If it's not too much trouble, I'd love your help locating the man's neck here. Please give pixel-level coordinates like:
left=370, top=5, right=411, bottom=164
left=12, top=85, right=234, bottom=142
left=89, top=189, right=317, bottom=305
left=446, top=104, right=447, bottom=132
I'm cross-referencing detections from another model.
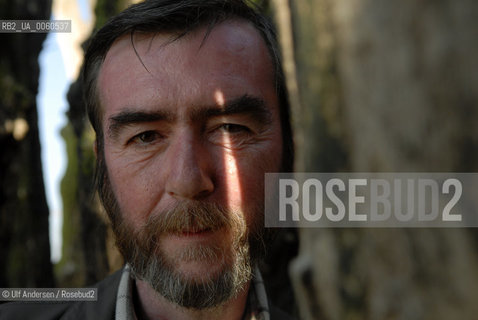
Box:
left=134, top=279, right=250, bottom=320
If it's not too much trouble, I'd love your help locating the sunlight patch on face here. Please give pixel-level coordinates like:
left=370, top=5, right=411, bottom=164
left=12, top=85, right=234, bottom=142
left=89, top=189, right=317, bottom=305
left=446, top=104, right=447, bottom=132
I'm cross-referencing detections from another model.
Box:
left=214, top=88, right=243, bottom=210
left=214, top=89, right=226, bottom=107
left=222, top=134, right=243, bottom=209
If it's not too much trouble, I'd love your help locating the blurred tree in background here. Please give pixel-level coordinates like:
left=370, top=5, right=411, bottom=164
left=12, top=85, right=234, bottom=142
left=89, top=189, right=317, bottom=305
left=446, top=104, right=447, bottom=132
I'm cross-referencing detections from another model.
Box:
left=271, top=0, right=478, bottom=319
left=0, top=0, right=54, bottom=288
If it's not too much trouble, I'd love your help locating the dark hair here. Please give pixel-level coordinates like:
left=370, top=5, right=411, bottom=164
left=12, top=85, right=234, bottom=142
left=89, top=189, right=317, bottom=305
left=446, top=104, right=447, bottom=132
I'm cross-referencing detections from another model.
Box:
left=83, top=0, right=293, bottom=171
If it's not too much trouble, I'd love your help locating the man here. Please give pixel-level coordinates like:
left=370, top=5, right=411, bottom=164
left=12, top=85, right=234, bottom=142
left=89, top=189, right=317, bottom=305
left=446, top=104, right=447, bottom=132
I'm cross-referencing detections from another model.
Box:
left=0, top=0, right=294, bottom=319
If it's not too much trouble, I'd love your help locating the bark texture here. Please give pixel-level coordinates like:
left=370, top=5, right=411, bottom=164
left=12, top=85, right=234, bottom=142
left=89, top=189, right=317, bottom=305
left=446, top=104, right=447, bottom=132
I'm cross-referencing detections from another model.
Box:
left=0, top=0, right=54, bottom=287
left=271, top=0, right=478, bottom=319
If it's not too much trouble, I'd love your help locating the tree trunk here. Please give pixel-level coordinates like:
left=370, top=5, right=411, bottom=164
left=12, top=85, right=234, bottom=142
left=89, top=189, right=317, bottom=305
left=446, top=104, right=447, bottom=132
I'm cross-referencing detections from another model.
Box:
left=272, top=0, right=478, bottom=319
left=0, top=0, right=54, bottom=288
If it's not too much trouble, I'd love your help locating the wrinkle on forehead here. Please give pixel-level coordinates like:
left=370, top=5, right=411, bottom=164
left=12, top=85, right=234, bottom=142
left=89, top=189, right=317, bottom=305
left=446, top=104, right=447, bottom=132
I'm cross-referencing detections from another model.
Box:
left=97, top=19, right=276, bottom=126
left=102, top=19, right=271, bottom=77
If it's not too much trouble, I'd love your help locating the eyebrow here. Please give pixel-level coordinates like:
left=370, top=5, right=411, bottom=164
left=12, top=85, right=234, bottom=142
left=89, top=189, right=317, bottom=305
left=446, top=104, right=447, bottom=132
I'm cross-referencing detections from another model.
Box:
left=192, top=95, right=272, bottom=125
left=107, top=94, right=273, bottom=139
left=108, top=110, right=174, bottom=140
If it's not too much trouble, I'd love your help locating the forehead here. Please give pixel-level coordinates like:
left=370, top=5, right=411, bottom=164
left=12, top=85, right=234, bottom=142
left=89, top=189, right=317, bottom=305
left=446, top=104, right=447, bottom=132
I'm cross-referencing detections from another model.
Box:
left=97, top=19, right=276, bottom=118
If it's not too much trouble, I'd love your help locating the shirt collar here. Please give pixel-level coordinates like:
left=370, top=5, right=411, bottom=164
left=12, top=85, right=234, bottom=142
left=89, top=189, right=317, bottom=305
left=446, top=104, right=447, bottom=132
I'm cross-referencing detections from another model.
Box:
left=115, top=264, right=270, bottom=320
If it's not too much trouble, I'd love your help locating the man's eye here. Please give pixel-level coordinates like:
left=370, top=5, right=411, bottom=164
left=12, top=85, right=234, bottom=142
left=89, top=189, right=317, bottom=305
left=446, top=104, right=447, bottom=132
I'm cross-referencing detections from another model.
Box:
left=130, top=131, right=161, bottom=144
left=220, top=123, right=251, bottom=134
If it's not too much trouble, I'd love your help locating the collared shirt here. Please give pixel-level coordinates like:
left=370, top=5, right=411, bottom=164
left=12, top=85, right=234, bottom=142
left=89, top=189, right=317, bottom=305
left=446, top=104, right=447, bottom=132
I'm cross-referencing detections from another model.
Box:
left=115, top=265, right=270, bottom=320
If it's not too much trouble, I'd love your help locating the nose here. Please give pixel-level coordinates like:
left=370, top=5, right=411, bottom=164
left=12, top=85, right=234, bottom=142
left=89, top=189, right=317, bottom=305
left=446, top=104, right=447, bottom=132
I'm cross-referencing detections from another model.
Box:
left=164, top=129, right=214, bottom=200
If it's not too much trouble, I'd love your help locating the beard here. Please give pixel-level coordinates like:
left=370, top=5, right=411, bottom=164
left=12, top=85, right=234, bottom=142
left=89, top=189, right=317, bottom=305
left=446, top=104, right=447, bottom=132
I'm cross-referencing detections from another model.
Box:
left=96, top=152, right=268, bottom=309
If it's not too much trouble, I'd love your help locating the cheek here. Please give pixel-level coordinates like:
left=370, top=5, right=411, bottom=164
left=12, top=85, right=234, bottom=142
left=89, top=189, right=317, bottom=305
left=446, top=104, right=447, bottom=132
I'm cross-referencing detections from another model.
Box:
left=221, top=154, right=242, bottom=206
left=222, top=140, right=282, bottom=222
left=105, top=151, right=161, bottom=226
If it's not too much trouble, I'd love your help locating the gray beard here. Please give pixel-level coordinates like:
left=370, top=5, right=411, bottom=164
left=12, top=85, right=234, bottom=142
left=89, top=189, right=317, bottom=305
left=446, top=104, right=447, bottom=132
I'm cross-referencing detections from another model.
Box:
left=100, top=179, right=258, bottom=308
left=118, top=202, right=253, bottom=309
left=133, top=238, right=252, bottom=309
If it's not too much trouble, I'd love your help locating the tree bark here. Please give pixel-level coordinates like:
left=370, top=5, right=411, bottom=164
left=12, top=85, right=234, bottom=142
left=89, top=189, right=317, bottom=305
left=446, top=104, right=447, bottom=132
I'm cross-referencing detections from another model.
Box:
left=0, top=0, right=54, bottom=288
left=272, top=0, right=478, bottom=319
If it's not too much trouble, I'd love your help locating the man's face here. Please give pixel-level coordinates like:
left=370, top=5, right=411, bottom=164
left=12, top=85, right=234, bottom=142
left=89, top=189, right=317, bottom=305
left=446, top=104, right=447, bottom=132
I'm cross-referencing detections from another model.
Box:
left=97, top=20, right=283, bottom=308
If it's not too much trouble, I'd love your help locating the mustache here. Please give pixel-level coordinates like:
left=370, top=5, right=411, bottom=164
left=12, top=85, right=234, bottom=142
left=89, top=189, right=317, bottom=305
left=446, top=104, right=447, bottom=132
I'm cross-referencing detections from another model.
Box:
left=135, top=201, right=247, bottom=247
